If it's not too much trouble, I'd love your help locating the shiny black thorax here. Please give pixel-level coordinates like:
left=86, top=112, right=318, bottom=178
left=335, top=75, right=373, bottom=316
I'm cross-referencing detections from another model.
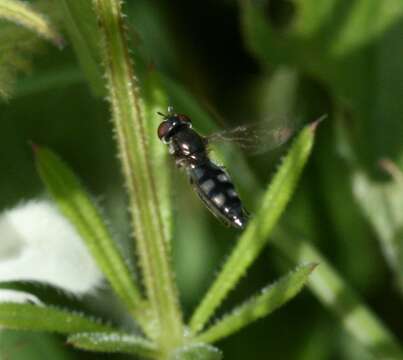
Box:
left=169, top=127, right=208, bottom=168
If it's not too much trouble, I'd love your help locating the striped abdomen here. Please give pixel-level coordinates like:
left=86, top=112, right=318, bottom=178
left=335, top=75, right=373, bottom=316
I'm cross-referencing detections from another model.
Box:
left=189, top=161, right=248, bottom=229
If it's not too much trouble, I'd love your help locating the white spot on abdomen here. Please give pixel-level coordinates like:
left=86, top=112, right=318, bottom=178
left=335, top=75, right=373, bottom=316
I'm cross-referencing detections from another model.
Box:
left=212, top=193, right=226, bottom=207
left=193, top=167, right=205, bottom=179
left=227, top=188, right=238, bottom=198
left=217, top=173, right=229, bottom=182
left=200, top=179, right=215, bottom=193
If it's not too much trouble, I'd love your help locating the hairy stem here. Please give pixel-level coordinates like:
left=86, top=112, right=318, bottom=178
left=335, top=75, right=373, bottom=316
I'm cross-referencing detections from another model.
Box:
left=92, top=0, right=183, bottom=352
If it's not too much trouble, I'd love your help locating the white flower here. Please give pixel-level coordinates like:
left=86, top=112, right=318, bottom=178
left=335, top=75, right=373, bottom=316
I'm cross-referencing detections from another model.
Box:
left=0, top=199, right=104, bottom=297
left=0, top=289, right=42, bottom=305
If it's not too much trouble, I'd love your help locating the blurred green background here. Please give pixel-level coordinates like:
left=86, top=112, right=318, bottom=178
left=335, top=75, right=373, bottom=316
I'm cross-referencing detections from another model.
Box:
left=1, top=0, right=403, bottom=359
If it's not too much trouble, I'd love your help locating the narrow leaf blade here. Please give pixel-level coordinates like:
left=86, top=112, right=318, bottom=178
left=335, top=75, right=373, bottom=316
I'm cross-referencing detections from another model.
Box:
left=170, top=343, right=222, bottom=360
left=68, top=332, right=157, bottom=358
left=141, top=70, right=174, bottom=250
left=189, top=120, right=320, bottom=333
left=196, top=263, right=315, bottom=343
left=34, top=147, right=147, bottom=323
left=272, top=230, right=403, bottom=360
left=0, top=0, right=62, bottom=46
left=0, top=303, right=111, bottom=334
left=57, top=0, right=104, bottom=95
left=353, top=167, right=403, bottom=291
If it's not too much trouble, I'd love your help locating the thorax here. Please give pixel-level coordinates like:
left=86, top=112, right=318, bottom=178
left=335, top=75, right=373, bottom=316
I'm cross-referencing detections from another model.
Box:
left=169, top=128, right=207, bottom=166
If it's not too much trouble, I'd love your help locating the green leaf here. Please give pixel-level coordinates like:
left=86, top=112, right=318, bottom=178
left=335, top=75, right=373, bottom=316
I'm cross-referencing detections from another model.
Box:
left=68, top=332, right=157, bottom=358
left=0, top=331, right=73, bottom=360
left=56, top=0, right=104, bottom=96
left=34, top=146, right=148, bottom=326
left=272, top=230, right=403, bottom=360
left=92, top=0, right=183, bottom=346
left=0, top=303, right=111, bottom=333
left=0, top=3, right=60, bottom=99
left=170, top=343, right=222, bottom=360
left=14, top=65, right=84, bottom=98
left=240, top=0, right=403, bottom=168
left=310, top=114, right=377, bottom=289
left=189, top=120, right=321, bottom=333
left=334, top=115, right=403, bottom=292
left=141, top=70, right=174, bottom=250
left=196, top=263, right=315, bottom=344
left=240, top=0, right=403, bottom=84
left=352, top=163, right=403, bottom=291
left=0, top=0, right=62, bottom=46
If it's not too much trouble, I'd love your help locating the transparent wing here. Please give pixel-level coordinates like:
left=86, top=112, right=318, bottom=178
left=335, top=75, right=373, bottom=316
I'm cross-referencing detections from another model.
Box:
left=205, top=121, right=297, bottom=155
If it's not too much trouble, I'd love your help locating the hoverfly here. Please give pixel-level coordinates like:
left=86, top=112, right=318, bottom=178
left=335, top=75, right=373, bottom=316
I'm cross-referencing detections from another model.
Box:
left=157, top=106, right=294, bottom=230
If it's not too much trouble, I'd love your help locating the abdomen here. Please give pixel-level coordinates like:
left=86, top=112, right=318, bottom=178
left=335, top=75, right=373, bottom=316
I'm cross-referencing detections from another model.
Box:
left=189, top=161, right=248, bottom=229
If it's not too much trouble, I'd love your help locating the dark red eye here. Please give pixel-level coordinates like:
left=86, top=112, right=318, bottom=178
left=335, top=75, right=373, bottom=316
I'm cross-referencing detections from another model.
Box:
left=178, top=114, right=192, bottom=123
left=158, top=121, right=171, bottom=140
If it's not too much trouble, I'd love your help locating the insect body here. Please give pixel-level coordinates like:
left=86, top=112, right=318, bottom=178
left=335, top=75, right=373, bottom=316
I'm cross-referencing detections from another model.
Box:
left=157, top=107, right=248, bottom=229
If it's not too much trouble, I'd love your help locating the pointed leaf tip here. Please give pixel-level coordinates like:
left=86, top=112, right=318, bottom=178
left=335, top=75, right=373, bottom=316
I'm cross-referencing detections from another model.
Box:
left=190, top=122, right=317, bottom=333
left=378, top=158, right=403, bottom=182
left=308, top=262, right=319, bottom=272
left=309, top=114, right=327, bottom=132
left=195, top=263, right=314, bottom=344
left=35, top=147, right=148, bottom=329
left=311, top=263, right=320, bottom=273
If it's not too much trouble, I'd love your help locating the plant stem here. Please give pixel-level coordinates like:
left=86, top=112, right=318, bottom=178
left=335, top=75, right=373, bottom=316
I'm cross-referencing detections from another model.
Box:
left=92, top=0, right=183, bottom=352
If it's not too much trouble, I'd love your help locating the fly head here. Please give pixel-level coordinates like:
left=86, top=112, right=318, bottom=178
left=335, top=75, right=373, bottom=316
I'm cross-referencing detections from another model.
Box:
left=157, top=107, right=192, bottom=144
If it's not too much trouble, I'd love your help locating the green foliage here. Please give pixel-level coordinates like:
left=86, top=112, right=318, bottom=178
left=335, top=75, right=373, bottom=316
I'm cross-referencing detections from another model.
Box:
left=241, top=0, right=403, bottom=169
left=92, top=0, right=183, bottom=351
left=1, top=0, right=403, bottom=359
left=240, top=0, right=403, bottom=267
left=5, top=118, right=314, bottom=358
left=0, top=0, right=61, bottom=45
left=0, top=303, right=111, bottom=333
left=0, top=0, right=60, bottom=99
left=170, top=344, right=222, bottom=360
left=272, top=230, right=403, bottom=359
left=68, top=332, right=157, bottom=357
left=196, top=263, right=316, bottom=343
left=353, top=162, right=403, bottom=292
left=189, top=120, right=319, bottom=334
left=141, top=71, right=174, bottom=250
left=0, top=332, right=73, bottom=360
left=0, top=24, right=41, bottom=99
left=56, top=0, right=104, bottom=96
left=34, top=146, right=147, bottom=325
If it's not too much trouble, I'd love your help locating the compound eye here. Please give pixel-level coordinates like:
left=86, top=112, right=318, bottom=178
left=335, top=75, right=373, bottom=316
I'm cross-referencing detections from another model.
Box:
left=178, top=114, right=192, bottom=124
left=157, top=121, right=171, bottom=141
